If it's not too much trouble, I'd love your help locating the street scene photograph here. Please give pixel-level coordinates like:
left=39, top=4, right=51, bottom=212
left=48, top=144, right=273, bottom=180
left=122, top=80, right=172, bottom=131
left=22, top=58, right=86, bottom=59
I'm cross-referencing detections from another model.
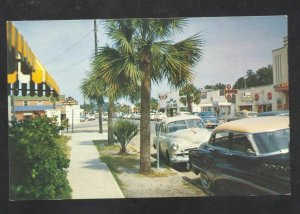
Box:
left=7, top=16, right=289, bottom=200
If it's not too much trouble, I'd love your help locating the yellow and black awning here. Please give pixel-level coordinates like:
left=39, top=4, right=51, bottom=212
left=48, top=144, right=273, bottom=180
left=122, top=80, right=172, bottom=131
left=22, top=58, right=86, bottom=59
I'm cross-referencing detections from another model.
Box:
left=7, top=21, right=60, bottom=97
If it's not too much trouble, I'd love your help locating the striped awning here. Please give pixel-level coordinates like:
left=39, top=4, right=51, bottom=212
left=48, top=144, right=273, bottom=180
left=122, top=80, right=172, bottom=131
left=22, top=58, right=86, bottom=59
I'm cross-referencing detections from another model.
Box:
left=6, top=21, right=60, bottom=96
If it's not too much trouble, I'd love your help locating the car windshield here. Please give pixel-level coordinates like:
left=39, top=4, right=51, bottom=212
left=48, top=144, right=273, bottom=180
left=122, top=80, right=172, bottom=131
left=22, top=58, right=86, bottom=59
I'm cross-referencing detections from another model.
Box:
left=252, top=128, right=289, bottom=154
left=168, top=119, right=205, bottom=133
left=200, top=112, right=216, bottom=117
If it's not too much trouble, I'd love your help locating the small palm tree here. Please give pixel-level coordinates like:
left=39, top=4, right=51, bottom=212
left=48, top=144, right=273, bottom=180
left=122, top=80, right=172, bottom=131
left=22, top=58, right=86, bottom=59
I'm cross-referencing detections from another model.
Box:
left=93, top=18, right=203, bottom=173
left=113, top=119, right=138, bottom=154
left=49, top=94, right=59, bottom=109
left=179, top=84, right=201, bottom=113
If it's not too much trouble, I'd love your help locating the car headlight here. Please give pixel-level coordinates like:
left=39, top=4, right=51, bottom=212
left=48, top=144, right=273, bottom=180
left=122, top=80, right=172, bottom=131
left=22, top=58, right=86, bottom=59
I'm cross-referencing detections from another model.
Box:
left=172, top=143, right=179, bottom=151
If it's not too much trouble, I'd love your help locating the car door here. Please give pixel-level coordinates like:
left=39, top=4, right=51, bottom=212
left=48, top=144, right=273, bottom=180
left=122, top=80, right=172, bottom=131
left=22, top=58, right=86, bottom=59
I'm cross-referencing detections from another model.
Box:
left=205, top=131, right=232, bottom=175
left=224, top=132, right=262, bottom=190
left=158, top=122, right=167, bottom=156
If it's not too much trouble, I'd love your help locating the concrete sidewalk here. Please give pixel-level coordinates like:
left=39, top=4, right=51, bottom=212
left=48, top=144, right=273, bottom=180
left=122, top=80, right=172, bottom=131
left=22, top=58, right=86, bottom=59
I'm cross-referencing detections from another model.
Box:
left=66, top=130, right=124, bottom=199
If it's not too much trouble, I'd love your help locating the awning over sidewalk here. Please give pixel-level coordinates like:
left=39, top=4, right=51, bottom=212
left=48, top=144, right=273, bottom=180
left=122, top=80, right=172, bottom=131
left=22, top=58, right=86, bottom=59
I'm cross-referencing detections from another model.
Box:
left=6, top=21, right=60, bottom=96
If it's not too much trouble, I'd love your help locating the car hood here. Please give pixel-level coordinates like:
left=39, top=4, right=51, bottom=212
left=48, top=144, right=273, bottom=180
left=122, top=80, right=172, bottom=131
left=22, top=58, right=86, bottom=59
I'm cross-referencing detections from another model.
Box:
left=167, top=128, right=211, bottom=149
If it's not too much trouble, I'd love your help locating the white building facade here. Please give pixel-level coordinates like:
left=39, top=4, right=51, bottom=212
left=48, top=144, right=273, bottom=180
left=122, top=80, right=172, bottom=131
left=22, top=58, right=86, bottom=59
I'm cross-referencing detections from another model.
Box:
left=272, top=36, right=289, bottom=110
left=194, top=89, right=234, bottom=119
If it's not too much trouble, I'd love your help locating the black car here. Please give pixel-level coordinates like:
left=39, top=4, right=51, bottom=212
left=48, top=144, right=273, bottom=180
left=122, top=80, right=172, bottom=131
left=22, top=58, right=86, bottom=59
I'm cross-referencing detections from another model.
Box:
left=188, top=116, right=290, bottom=195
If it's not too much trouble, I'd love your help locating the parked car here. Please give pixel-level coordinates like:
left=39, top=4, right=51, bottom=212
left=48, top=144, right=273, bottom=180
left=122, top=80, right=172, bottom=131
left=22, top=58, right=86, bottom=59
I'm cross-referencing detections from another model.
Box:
left=226, top=110, right=258, bottom=122
left=102, top=114, right=108, bottom=121
left=152, top=115, right=211, bottom=168
left=194, top=111, right=219, bottom=128
left=150, top=113, right=157, bottom=121
left=188, top=116, right=290, bottom=195
left=87, top=114, right=96, bottom=121
left=156, top=113, right=167, bottom=121
left=258, top=110, right=289, bottom=117
left=178, top=111, right=191, bottom=116
left=80, top=115, right=86, bottom=122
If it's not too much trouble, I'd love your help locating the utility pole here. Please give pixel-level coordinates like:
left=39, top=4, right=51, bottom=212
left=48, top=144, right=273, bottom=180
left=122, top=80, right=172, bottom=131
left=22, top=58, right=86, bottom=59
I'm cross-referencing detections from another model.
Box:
left=94, top=19, right=103, bottom=133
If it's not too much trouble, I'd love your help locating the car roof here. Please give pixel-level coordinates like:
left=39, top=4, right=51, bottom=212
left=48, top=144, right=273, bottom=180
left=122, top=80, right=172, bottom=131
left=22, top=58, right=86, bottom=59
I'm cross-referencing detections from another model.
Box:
left=162, top=115, right=201, bottom=124
left=214, top=116, right=289, bottom=133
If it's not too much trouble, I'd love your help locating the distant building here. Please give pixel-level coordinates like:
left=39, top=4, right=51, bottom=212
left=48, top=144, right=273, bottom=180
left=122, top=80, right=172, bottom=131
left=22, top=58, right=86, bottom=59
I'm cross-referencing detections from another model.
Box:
left=11, top=95, right=65, bottom=121
left=158, top=90, right=188, bottom=116
left=194, top=89, right=234, bottom=119
left=272, top=36, right=289, bottom=110
left=235, top=85, right=283, bottom=113
left=10, top=95, right=83, bottom=124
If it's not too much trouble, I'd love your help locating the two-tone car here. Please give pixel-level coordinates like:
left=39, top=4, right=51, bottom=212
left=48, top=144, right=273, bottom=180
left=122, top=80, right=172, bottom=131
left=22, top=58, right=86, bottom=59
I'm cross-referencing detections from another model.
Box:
left=188, top=116, right=290, bottom=195
left=152, top=115, right=211, bottom=168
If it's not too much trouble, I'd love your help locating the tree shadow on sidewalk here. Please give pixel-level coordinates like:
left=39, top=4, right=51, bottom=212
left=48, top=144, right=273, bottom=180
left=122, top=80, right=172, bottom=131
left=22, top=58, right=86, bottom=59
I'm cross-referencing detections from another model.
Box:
left=83, top=158, right=110, bottom=171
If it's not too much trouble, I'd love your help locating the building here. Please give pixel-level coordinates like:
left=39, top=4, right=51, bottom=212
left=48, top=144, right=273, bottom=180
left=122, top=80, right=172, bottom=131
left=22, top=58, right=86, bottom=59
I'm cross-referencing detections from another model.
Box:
left=235, top=84, right=283, bottom=113
left=158, top=90, right=189, bottom=116
left=194, top=89, right=234, bottom=119
left=272, top=36, right=289, bottom=110
left=11, top=95, right=66, bottom=121
left=234, top=36, right=288, bottom=113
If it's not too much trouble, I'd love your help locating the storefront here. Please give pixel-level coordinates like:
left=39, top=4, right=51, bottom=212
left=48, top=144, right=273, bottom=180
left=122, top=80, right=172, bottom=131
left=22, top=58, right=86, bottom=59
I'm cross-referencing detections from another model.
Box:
left=274, top=82, right=289, bottom=110
left=236, top=85, right=284, bottom=113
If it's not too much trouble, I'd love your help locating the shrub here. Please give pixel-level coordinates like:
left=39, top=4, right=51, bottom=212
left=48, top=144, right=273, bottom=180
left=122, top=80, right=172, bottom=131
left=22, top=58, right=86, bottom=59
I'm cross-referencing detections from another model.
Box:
left=113, top=120, right=138, bottom=154
left=9, top=115, right=72, bottom=200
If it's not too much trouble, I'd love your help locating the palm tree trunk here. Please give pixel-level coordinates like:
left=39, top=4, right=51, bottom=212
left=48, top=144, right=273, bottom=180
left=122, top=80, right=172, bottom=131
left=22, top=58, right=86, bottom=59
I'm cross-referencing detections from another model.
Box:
left=108, top=98, right=114, bottom=144
left=187, top=96, right=193, bottom=113
left=98, top=101, right=103, bottom=133
left=140, top=64, right=151, bottom=174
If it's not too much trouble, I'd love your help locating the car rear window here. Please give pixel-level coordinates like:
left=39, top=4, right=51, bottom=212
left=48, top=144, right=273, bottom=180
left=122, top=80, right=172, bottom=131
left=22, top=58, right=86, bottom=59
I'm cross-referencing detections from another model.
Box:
left=252, top=129, right=289, bottom=154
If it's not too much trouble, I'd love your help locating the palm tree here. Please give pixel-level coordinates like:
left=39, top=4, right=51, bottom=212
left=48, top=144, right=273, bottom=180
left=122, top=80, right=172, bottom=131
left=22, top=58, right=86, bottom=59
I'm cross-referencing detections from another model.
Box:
left=179, top=84, right=201, bottom=113
left=50, top=94, right=59, bottom=109
left=82, top=70, right=140, bottom=144
left=93, top=18, right=203, bottom=173
left=80, top=73, right=105, bottom=134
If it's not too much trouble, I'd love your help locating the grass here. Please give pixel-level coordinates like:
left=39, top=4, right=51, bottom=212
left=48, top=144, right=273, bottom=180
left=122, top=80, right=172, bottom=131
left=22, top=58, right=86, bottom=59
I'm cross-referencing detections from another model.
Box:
left=93, top=139, right=175, bottom=177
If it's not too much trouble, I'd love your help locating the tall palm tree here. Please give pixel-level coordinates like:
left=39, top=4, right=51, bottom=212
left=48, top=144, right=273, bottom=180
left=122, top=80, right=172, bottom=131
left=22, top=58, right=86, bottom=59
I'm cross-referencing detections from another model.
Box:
left=93, top=18, right=204, bottom=173
left=179, top=84, right=201, bottom=113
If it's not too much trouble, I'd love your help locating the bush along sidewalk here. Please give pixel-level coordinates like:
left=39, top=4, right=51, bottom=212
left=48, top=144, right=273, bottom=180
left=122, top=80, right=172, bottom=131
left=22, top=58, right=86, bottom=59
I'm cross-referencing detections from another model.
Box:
left=9, top=115, right=72, bottom=200
left=113, top=119, right=138, bottom=154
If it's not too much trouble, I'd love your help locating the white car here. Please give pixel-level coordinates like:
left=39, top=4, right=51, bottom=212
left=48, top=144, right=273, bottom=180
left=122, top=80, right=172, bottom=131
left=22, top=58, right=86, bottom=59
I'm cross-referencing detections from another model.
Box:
left=156, top=113, right=167, bottom=121
left=152, top=115, right=211, bottom=168
left=87, top=114, right=96, bottom=121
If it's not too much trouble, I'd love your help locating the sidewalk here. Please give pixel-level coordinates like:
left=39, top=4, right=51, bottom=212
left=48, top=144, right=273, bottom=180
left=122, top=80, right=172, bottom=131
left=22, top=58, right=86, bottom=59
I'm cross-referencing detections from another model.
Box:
left=66, top=126, right=124, bottom=199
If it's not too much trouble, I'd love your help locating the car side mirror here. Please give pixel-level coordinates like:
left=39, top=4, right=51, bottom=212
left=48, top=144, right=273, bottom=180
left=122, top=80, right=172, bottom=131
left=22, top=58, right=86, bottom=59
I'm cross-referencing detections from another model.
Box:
left=246, top=148, right=256, bottom=156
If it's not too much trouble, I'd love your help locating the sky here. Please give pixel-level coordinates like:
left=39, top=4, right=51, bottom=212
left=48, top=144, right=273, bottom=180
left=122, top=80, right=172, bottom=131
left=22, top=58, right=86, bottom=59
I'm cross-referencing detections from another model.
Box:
left=12, top=16, right=287, bottom=105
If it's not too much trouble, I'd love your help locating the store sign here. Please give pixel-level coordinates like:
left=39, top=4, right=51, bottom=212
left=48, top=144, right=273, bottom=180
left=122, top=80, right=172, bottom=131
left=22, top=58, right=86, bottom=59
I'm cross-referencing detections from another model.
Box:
left=241, top=94, right=253, bottom=103
left=267, top=92, right=272, bottom=100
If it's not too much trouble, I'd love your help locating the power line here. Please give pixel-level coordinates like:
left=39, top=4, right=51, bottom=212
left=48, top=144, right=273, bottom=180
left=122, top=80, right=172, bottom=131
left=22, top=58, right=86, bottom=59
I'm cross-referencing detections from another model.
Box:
left=44, top=20, right=104, bottom=66
left=56, top=55, right=91, bottom=73
left=44, top=29, right=93, bottom=65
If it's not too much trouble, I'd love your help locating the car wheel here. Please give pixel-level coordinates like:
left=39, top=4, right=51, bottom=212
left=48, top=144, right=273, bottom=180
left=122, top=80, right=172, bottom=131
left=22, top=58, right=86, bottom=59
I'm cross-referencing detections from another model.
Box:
left=200, top=171, right=211, bottom=190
